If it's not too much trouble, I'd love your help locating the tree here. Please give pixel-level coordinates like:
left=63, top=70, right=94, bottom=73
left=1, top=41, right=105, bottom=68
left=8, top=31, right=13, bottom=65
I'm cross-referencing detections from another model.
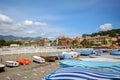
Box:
left=71, top=39, right=78, bottom=48
left=0, top=40, right=6, bottom=47
left=80, top=39, right=93, bottom=48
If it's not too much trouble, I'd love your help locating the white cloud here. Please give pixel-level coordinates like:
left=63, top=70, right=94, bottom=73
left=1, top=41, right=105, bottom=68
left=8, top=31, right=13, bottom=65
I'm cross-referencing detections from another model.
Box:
left=0, top=13, right=63, bottom=37
left=100, top=23, right=112, bottom=31
left=26, top=31, right=36, bottom=34
left=22, top=20, right=47, bottom=27
left=34, top=22, right=47, bottom=26
left=23, top=20, right=33, bottom=26
left=0, top=13, right=12, bottom=24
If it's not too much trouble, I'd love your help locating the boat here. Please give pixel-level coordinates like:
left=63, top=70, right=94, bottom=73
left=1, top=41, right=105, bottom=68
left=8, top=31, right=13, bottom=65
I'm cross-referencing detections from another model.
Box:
left=75, top=50, right=93, bottom=56
left=5, top=61, right=19, bottom=67
left=48, top=54, right=60, bottom=60
left=110, top=51, right=120, bottom=55
left=40, top=56, right=56, bottom=62
left=16, top=58, right=31, bottom=65
left=62, top=51, right=79, bottom=58
left=0, top=64, right=5, bottom=72
left=33, top=56, right=45, bottom=63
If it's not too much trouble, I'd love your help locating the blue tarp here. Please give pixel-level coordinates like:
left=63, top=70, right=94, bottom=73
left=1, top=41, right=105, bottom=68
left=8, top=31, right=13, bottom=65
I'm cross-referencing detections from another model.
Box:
left=76, top=50, right=93, bottom=56
left=64, top=54, right=73, bottom=59
left=59, top=60, right=120, bottom=70
left=43, top=67, right=120, bottom=80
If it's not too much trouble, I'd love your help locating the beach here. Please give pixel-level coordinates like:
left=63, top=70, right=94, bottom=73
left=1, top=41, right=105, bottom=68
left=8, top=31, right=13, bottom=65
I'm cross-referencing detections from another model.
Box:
left=1, top=47, right=119, bottom=80
left=0, top=52, right=61, bottom=80
left=0, top=47, right=89, bottom=80
left=0, top=47, right=71, bottom=80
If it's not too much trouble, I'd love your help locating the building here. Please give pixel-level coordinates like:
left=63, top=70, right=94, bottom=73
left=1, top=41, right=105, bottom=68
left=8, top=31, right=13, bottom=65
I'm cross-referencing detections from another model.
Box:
left=10, top=44, right=20, bottom=47
left=58, top=36, right=72, bottom=48
left=85, top=35, right=118, bottom=48
left=39, top=38, right=51, bottom=47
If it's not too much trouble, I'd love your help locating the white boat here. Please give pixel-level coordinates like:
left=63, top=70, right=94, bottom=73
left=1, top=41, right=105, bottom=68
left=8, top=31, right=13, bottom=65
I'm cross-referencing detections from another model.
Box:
left=0, top=64, right=5, bottom=71
left=62, top=51, right=79, bottom=58
left=5, top=61, right=19, bottom=67
left=33, top=56, right=45, bottom=63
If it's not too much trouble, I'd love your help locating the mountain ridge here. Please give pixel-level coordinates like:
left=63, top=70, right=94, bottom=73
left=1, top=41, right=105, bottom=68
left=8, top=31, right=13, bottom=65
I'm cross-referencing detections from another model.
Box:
left=0, top=35, right=42, bottom=40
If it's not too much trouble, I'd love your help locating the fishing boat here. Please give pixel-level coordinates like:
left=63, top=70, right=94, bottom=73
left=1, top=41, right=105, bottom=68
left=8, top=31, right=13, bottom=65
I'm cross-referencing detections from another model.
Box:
left=33, top=56, right=45, bottom=63
left=110, top=51, right=120, bottom=55
left=40, top=56, right=56, bottom=62
left=5, top=61, right=19, bottom=67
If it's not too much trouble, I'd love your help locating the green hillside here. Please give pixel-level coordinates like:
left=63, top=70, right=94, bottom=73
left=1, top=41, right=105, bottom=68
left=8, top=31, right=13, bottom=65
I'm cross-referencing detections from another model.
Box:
left=83, top=29, right=120, bottom=37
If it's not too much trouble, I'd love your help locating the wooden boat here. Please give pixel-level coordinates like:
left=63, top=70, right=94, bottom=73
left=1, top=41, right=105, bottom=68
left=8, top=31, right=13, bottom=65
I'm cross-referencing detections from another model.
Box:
left=40, top=56, right=56, bottom=62
left=0, top=64, right=5, bottom=72
left=16, top=58, right=31, bottom=65
left=49, top=54, right=63, bottom=60
left=5, top=61, right=19, bottom=67
left=33, top=56, right=45, bottom=63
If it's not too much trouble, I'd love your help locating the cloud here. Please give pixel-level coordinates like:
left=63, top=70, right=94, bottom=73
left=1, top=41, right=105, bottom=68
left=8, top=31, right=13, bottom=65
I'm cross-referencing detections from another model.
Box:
left=0, top=13, right=12, bottom=24
left=22, top=20, right=47, bottom=26
left=0, top=13, right=63, bottom=37
left=34, top=22, right=47, bottom=26
left=26, top=30, right=36, bottom=34
left=23, top=20, right=33, bottom=26
left=99, top=23, right=112, bottom=31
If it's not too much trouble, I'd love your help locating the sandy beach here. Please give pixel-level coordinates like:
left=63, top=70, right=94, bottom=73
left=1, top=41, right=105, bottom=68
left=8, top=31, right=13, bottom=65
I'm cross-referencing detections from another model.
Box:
left=0, top=51, right=62, bottom=80
left=0, top=47, right=89, bottom=80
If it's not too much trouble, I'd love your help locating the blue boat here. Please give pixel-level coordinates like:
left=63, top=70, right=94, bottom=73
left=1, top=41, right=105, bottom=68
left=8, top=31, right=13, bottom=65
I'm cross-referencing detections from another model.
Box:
left=110, top=51, right=120, bottom=56
left=43, top=67, right=120, bottom=80
left=75, top=50, right=93, bottom=56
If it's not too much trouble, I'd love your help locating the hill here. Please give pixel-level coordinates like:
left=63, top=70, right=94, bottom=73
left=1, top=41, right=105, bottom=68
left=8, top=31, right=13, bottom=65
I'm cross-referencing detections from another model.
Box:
left=0, top=35, right=42, bottom=40
left=82, top=29, right=120, bottom=37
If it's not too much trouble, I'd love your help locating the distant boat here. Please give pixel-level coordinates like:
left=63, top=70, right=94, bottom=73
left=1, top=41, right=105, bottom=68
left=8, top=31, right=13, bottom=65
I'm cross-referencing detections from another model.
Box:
left=110, top=51, right=120, bottom=55
left=75, top=50, right=93, bottom=56
left=110, top=49, right=120, bottom=55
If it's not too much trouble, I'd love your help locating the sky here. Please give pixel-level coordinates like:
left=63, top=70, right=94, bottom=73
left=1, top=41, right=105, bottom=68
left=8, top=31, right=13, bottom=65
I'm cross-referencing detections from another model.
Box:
left=0, top=0, right=120, bottom=39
